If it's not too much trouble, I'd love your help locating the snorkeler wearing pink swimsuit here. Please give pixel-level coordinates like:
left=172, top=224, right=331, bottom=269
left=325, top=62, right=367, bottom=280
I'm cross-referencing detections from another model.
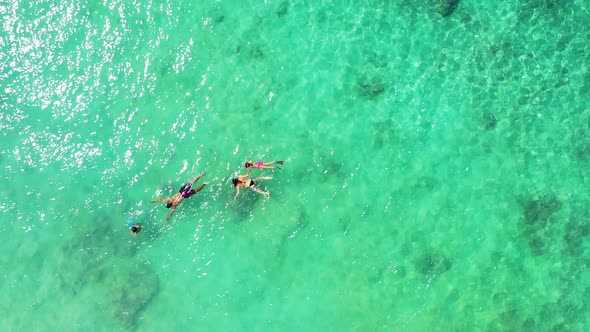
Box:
left=244, top=160, right=283, bottom=172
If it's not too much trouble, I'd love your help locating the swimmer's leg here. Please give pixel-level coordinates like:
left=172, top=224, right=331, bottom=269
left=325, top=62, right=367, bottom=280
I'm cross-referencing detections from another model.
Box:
left=250, top=186, right=270, bottom=197
left=252, top=176, right=273, bottom=182
left=189, top=172, right=207, bottom=186
left=261, top=162, right=280, bottom=170
left=194, top=182, right=209, bottom=193
left=264, top=161, right=283, bottom=169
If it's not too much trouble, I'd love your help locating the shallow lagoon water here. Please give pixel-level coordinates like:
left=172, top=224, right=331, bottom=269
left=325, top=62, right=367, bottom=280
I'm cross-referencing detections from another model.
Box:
left=1, top=0, right=590, bottom=330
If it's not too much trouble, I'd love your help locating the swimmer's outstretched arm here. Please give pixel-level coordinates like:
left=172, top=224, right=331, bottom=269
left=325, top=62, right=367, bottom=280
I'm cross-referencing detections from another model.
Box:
left=165, top=207, right=176, bottom=223
left=234, top=186, right=240, bottom=200
left=152, top=198, right=170, bottom=203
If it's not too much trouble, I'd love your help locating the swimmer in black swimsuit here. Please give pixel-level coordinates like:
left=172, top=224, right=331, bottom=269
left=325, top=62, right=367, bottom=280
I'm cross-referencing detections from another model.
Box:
left=152, top=172, right=209, bottom=223
left=232, top=174, right=273, bottom=200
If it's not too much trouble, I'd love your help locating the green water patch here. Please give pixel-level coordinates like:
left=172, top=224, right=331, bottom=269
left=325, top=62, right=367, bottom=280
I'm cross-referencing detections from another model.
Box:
left=435, top=0, right=461, bottom=17
left=54, top=211, right=160, bottom=329
left=414, top=251, right=453, bottom=280
left=563, top=218, right=590, bottom=258
left=3, top=0, right=590, bottom=330
left=356, top=69, right=386, bottom=100
left=523, top=194, right=563, bottom=229
left=518, top=193, right=563, bottom=256
left=480, top=112, right=498, bottom=131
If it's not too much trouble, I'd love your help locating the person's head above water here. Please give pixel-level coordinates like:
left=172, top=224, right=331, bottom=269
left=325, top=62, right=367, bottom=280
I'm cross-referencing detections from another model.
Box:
left=130, top=224, right=142, bottom=236
left=232, top=178, right=240, bottom=187
left=244, top=162, right=254, bottom=169
left=166, top=202, right=173, bottom=208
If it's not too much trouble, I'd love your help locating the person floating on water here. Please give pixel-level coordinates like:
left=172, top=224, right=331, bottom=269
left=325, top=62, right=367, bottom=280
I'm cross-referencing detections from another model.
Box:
left=128, top=219, right=142, bottom=236
left=152, top=172, right=209, bottom=223
left=232, top=173, right=273, bottom=200
left=244, top=160, right=283, bottom=172
left=130, top=224, right=142, bottom=236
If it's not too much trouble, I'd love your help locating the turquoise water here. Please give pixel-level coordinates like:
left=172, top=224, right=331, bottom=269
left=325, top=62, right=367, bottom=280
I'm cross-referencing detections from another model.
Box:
left=2, top=0, right=590, bottom=330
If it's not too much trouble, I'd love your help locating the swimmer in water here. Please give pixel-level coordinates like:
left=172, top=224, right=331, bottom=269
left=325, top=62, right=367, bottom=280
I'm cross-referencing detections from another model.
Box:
left=232, top=173, right=273, bottom=200
left=130, top=224, right=142, bottom=236
left=127, top=219, right=142, bottom=236
left=244, top=160, right=283, bottom=172
left=151, top=172, right=209, bottom=223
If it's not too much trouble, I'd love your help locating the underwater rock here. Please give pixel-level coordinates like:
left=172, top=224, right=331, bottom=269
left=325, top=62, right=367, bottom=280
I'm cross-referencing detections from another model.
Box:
left=103, top=265, right=160, bottom=328
left=571, top=128, right=590, bottom=162
left=527, top=234, right=547, bottom=256
left=535, top=0, right=564, bottom=11
left=415, top=252, right=452, bottom=278
left=250, top=45, right=265, bottom=59
left=523, top=194, right=562, bottom=227
left=207, top=6, right=225, bottom=24
left=540, top=302, right=561, bottom=321
left=557, top=296, right=582, bottom=321
left=539, top=301, right=576, bottom=331
left=491, top=309, right=536, bottom=331
left=372, top=117, right=401, bottom=150
left=281, top=211, right=308, bottom=242
left=276, top=1, right=289, bottom=17
left=563, top=220, right=590, bottom=256
left=356, top=73, right=385, bottom=99
left=367, top=51, right=388, bottom=69
left=518, top=194, right=565, bottom=255
left=315, top=156, right=345, bottom=183
left=275, top=210, right=309, bottom=260
left=86, top=211, right=139, bottom=258
left=521, top=318, right=537, bottom=331
left=231, top=201, right=257, bottom=221
left=59, top=227, right=120, bottom=283
left=573, top=139, right=590, bottom=162
left=498, top=309, right=522, bottom=328
left=236, top=43, right=265, bottom=60
left=436, top=0, right=461, bottom=17
left=54, top=212, right=157, bottom=327
left=482, top=112, right=498, bottom=130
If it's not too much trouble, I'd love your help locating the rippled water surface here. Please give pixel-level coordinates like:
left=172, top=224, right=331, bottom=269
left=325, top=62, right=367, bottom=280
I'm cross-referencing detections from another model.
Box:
left=2, top=0, right=590, bottom=330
